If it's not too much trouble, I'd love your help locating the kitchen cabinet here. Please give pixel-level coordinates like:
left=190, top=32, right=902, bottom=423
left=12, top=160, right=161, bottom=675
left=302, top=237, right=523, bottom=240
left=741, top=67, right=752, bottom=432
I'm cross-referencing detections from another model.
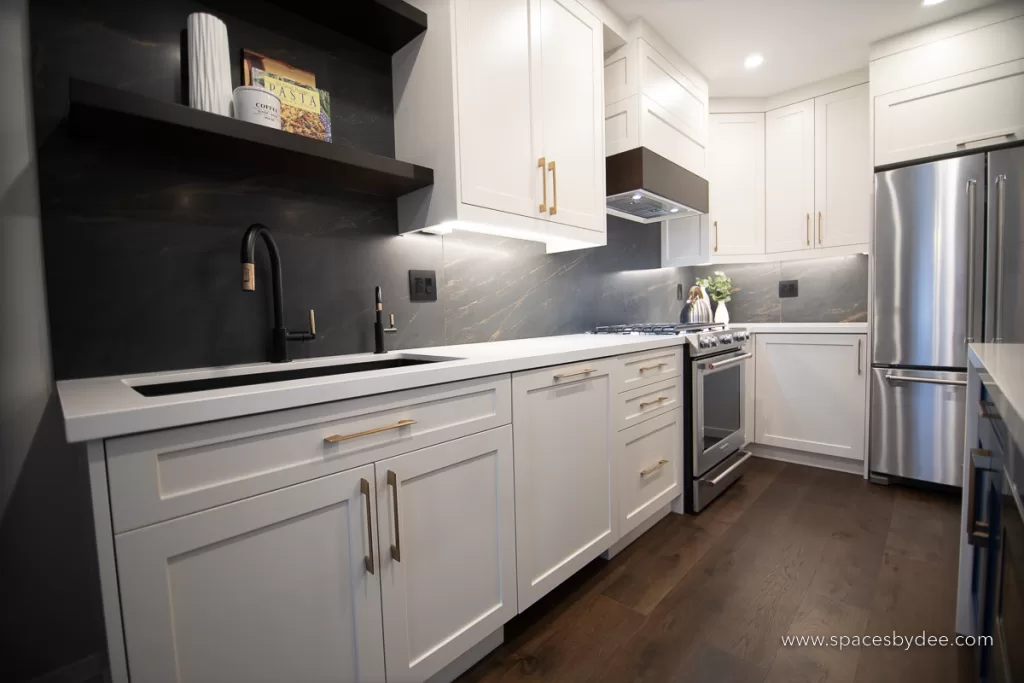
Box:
left=708, top=112, right=766, bottom=255
left=765, top=99, right=815, bottom=254
left=115, top=465, right=386, bottom=683
left=616, top=408, right=683, bottom=537
left=395, top=0, right=605, bottom=253
left=814, top=84, right=870, bottom=248
left=377, top=427, right=517, bottom=683
left=512, top=359, right=616, bottom=610
left=871, top=9, right=1024, bottom=168
left=754, top=333, right=867, bottom=460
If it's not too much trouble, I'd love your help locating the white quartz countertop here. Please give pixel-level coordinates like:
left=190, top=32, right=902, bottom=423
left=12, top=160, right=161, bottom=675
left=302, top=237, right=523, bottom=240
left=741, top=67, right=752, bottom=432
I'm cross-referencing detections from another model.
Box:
left=57, top=334, right=688, bottom=443
left=742, top=322, right=868, bottom=334
left=969, top=344, right=1024, bottom=449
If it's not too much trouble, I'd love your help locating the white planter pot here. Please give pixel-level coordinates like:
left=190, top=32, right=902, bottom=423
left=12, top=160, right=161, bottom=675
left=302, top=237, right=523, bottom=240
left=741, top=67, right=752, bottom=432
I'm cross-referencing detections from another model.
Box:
left=714, top=301, right=730, bottom=324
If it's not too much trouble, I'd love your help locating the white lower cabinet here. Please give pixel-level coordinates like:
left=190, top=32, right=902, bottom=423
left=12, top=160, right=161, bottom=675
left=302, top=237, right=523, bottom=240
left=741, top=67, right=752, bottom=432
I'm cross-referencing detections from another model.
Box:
left=116, top=464, right=387, bottom=683
left=376, top=426, right=517, bottom=683
left=512, top=359, right=616, bottom=610
left=754, top=333, right=867, bottom=460
left=616, top=408, right=683, bottom=537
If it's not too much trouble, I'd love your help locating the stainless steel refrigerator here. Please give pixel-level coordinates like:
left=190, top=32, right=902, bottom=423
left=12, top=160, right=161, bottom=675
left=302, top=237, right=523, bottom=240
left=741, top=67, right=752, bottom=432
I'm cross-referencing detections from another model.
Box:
left=870, top=146, right=1024, bottom=487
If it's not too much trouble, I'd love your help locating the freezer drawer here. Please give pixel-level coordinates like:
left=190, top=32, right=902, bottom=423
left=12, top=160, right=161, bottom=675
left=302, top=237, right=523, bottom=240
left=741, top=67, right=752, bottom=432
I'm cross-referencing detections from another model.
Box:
left=870, top=368, right=967, bottom=487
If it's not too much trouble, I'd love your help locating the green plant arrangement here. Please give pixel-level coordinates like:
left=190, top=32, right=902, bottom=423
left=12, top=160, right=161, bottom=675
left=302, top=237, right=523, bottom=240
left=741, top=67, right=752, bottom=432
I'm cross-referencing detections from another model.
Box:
left=697, top=271, right=733, bottom=303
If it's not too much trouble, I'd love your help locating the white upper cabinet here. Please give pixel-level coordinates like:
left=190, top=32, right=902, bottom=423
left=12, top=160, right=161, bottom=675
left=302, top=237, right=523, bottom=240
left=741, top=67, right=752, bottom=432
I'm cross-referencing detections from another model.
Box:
left=454, top=0, right=538, bottom=218
left=814, top=84, right=870, bottom=248
left=377, top=427, right=517, bottom=683
left=116, top=465, right=386, bottom=683
left=765, top=99, right=815, bottom=254
left=708, top=113, right=765, bottom=255
left=604, top=25, right=709, bottom=179
left=871, top=10, right=1024, bottom=167
left=538, top=0, right=605, bottom=235
left=395, top=0, right=606, bottom=253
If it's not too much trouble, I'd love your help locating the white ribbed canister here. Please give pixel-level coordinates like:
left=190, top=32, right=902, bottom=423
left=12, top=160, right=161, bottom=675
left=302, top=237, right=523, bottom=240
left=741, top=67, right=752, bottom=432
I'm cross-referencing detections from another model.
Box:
left=186, top=13, right=232, bottom=116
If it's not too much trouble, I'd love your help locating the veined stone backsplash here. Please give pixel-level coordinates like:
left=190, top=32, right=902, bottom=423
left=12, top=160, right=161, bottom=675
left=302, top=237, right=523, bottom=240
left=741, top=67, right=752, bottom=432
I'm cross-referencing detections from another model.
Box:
left=690, top=255, right=869, bottom=324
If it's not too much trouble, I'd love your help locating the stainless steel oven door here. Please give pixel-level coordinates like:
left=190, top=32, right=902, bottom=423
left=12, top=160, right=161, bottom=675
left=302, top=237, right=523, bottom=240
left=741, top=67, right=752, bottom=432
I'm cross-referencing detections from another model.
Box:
left=693, top=349, right=750, bottom=477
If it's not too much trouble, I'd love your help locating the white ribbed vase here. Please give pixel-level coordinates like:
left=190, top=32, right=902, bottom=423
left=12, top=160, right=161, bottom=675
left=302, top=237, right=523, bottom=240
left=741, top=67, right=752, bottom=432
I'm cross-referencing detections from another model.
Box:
left=187, top=13, right=232, bottom=116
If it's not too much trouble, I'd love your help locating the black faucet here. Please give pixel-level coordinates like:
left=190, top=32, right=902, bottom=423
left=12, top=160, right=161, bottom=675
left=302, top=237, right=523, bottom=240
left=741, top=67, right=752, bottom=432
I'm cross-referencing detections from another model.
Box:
left=241, top=223, right=316, bottom=363
left=373, top=286, right=399, bottom=354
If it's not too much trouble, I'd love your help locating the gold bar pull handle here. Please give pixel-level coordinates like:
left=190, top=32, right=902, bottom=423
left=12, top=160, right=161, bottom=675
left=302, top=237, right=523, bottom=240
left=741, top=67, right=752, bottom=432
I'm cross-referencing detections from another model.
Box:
left=857, top=338, right=862, bottom=375
left=806, top=213, right=810, bottom=246
left=640, top=460, right=669, bottom=477
left=966, top=449, right=991, bottom=546
left=360, top=479, right=375, bottom=574
left=387, top=470, right=402, bottom=562
left=324, top=419, right=416, bottom=444
left=538, top=157, right=547, bottom=213
left=817, top=211, right=822, bottom=244
left=639, top=396, right=668, bottom=410
left=714, top=221, right=719, bottom=252
left=548, top=160, right=558, bottom=215
left=639, top=362, right=667, bottom=372
left=309, top=309, right=316, bottom=336
left=554, top=368, right=595, bottom=380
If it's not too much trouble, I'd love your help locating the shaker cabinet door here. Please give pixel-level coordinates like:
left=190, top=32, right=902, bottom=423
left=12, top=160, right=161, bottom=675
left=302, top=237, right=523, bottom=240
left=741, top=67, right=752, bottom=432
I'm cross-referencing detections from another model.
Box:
left=456, top=0, right=540, bottom=219
left=765, top=99, right=815, bottom=254
left=708, top=112, right=766, bottom=256
left=814, top=84, right=870, bottom=249
left=536, top=0, right=605, bottom=233
left=377, top=427, right=517, bottom=683
left=116, top=465, right=385, bottom=683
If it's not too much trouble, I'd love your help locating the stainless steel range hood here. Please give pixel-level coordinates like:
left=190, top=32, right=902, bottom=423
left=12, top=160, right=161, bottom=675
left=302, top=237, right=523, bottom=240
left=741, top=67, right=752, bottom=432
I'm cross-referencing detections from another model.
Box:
left=606, top=147, right=709, bottom=223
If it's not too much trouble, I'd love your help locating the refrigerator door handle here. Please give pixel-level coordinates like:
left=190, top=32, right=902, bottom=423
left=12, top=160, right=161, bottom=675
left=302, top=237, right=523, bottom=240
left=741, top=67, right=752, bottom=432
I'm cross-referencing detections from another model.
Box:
left=993, top=174, right=1007, bottom=342
left=965, top=179, right=978, bottom=344
left=884, top=373, right=967, bottom=387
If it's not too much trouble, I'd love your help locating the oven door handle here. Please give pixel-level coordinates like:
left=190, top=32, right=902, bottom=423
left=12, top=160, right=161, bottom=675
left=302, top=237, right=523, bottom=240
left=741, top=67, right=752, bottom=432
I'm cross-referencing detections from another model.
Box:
left=708, top=452, right=752, bottom=487
left=701, top=352, right=752, bottom=371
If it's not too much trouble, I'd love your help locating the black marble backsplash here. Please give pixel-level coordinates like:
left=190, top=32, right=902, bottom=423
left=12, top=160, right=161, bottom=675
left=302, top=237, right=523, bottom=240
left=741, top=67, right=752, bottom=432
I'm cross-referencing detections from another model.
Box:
left=31, top=0, right=867, bottom=380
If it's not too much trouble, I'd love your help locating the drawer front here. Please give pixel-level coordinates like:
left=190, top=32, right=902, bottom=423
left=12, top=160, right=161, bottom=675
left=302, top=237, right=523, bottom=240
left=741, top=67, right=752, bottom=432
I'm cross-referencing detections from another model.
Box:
left=107, top=375, right=511, bottom=533
left=617, top=347, right=683, bottom=392
left=511, top=356, right=615, bottom=393
left=615, top=376, right=682, bottom=431
left=616, top=408, right=683, bottom=537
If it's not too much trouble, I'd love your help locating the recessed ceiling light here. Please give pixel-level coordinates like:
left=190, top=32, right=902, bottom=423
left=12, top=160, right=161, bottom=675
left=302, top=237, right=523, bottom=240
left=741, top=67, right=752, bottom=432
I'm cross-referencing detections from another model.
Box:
left=631, top=193, right=642, bottom=201
left=669, top=207, right=680, bottom=213
left=922, top=0, right=946, bottom=5
left=744, top=53, right=764, bottom=69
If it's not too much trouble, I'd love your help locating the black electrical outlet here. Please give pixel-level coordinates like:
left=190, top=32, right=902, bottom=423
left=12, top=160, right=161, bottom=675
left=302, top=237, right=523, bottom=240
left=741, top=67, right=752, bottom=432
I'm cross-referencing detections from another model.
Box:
left=409, top=269, right=438, bottom=302
left=779, top=280, right=799, bottom=298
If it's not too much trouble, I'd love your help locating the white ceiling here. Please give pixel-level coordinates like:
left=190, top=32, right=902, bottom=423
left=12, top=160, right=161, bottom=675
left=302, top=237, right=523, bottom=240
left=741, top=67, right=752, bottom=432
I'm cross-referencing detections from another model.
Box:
left=604, top=0, right=1002, bottom=97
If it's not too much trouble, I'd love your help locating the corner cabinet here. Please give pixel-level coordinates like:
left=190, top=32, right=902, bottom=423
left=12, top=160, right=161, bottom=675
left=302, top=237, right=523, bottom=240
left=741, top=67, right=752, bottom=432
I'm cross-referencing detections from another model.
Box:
left=116, top=465, right=387, bottom=683
left=754, top=333, right=867, bottom=461
left=765, top=99, right=816, bottom=254
left=512, top=359, right=616, bottom=610
left=394, top=0, right=606, bottom=253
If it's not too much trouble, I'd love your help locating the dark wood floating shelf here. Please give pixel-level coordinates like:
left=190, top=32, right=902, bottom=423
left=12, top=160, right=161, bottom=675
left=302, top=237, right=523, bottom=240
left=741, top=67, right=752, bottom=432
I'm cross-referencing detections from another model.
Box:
left=263, top=0, right=428, bottom=54
left=67, top=79, right=433, bottom=199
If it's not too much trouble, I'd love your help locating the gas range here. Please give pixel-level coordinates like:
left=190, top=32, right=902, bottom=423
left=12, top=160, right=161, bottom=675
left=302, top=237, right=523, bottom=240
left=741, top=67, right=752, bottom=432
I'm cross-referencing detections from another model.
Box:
left=591, top=322, right=750, bottom=358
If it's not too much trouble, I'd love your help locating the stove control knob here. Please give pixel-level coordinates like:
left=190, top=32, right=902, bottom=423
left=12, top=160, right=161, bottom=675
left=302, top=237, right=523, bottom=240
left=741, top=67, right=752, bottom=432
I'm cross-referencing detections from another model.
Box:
left=721, top=334, right=733, bottom=344
left=698, top=337, right=708, bottom=348
left=709, top=337, right=719, bottom=347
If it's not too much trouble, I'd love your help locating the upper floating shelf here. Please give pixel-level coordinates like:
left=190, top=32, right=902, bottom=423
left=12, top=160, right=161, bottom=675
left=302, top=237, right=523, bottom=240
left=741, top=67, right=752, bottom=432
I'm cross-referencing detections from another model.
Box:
left=264, top=0, right=427, bottom=54
left=67, top=79, right=433, bottom=199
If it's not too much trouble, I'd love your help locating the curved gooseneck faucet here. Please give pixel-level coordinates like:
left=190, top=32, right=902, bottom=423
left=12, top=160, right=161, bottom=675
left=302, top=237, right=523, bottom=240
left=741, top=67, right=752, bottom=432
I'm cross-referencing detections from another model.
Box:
left=241, top=223, right=316, bottom=362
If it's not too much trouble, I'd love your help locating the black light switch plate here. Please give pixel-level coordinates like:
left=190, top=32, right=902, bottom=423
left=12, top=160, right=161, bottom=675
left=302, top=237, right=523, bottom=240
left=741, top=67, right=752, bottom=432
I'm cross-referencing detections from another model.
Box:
left=779, top=280, right=799, bottom=298
left=409, top=269, right=438, bottom=301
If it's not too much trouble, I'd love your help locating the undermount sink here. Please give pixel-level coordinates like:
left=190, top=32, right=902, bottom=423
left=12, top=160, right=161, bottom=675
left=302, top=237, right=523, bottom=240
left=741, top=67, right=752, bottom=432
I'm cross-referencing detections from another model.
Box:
left=130, top=357, right=455, bottom=397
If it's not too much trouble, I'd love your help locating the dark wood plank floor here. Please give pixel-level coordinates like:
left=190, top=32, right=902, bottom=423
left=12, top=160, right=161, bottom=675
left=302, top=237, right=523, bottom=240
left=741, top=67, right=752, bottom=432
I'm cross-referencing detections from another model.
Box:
left=457, top=458, right=972, bottom=683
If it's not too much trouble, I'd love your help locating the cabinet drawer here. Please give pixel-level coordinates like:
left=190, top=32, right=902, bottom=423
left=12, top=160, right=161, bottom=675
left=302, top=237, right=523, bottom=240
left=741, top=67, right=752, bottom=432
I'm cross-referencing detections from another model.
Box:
left=616, top=376, right=682, bottom=431
left=616, top=408, right=683, bottom=537
left=106, top=376, right=511, bottom=533
left=617, top=347, right=682, bottom=392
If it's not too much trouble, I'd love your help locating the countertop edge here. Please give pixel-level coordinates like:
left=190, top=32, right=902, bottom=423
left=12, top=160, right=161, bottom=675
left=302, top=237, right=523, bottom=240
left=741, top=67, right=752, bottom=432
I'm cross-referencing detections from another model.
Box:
left=58, top=335, right=688, bottom=443
left=969, top=343, right=1024, bottom=450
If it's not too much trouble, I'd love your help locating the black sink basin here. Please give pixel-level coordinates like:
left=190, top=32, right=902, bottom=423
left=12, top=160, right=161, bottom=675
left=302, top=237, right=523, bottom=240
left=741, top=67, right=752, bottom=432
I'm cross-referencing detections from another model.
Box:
left=131, top=357, right=448, bottom=397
